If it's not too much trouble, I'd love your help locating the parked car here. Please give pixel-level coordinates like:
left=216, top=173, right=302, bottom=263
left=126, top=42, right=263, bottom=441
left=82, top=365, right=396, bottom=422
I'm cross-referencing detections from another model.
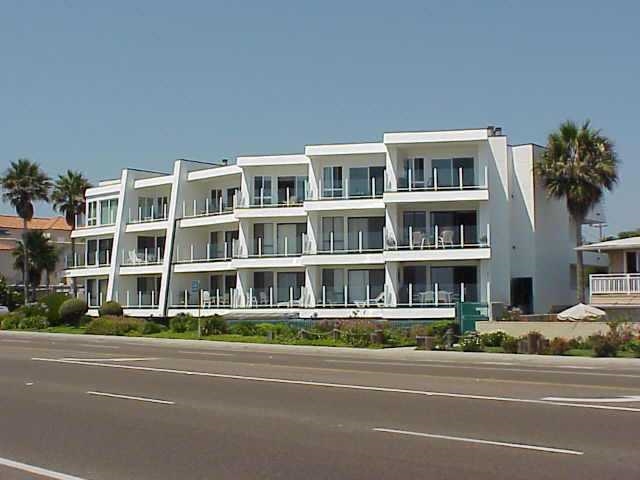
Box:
left=0, top=306, right=9, bottom=314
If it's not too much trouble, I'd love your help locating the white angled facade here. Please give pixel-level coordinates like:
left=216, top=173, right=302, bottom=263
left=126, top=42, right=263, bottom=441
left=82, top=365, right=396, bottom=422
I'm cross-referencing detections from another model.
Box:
left=64, top=126, right=588, bottom=319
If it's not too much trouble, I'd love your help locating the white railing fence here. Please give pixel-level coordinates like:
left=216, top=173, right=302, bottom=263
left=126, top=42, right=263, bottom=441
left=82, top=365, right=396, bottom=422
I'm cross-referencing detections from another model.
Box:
left=591, top=274, right=640, bottom=295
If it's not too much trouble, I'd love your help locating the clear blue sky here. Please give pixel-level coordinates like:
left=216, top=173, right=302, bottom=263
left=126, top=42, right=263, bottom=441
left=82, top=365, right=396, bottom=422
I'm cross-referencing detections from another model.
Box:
left=1, top=0, right=638, bottom=235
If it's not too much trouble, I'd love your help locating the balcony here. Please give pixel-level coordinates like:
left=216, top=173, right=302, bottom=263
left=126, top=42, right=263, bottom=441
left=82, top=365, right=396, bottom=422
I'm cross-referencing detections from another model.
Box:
left=114, top=290, right=160, bottom=309
left=180, top=197, right=234, bottom=219
left=170, top=288, right=236, bottom=310
left=304, top=177, right=385, bottom=212
left=384, top=224, right=491, bottom=261
left=384, top=166, right=489, bottom=203
left=234, top=190, right=306, bottom=218
left=398, top=282, right=477, bottom=307
left=302, top=231, right=385, bottom=266
left=589, top=274, right=640, bottom=307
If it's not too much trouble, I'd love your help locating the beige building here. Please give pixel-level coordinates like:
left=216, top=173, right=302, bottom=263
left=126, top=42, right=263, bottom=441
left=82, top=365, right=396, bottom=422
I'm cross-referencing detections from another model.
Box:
left=0, top=215, right=71, bottom=286
left=579, top=236, right=640, bottom=319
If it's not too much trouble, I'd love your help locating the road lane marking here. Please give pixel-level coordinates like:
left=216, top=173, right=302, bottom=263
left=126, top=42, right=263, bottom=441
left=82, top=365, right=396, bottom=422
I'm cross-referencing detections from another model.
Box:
left=87, top=391, right=175, bottom=405
left=480, top=361, right=515, bottom=366
left=31, top=357, right=640, bottom=413
left=77, top=344, right=121, bottom=349
left=60, top=357, right=157, bottom=362
left=0, top=456, right=89, bottom=480
left=543, top=395, right=640, bottom=403
left=323, top=359, right=640, bottom=378
left=177, top=350, right=234, bottom=356
left=372, top=428, right=584, bottom=456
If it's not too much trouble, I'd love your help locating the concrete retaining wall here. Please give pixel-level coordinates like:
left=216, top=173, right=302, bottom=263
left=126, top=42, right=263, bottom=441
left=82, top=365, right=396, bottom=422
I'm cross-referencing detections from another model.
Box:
left=476, top=321, right=610, bottom=339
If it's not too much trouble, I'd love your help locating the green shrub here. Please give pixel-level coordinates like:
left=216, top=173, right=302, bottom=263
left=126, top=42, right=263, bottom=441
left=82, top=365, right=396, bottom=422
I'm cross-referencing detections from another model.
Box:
left=229, top=321, right=259, bottom=336
left=460, top=331, right=484, bottom=352
left=200, top=315, right=227, bottom=335
left=169, top=314, right=195, bottom=333
left=17, top=302, right=48, bottom=318
left=547, top=337, right=570, bottom=355
left=59, top=299, right=89, bottom=325
left=626, top=339, right=640, bottom=357
left=141, top=321, right=165, bottom=335
left=86, top=316, right=145, bottom=335
left=567, top=336, right=591, bottom=350
left=480, top=330, right=508, bottom=347
left=18, top=315, right=49, bottom=330
left=99, top=301, right=123, bottom=317
left=40, top=293, right=70, bottom=326
left=502, top=335, right=519, bottom=353
left=0, top=313, right=22, bottom=330
left=590, top=333, right=619, bottom=357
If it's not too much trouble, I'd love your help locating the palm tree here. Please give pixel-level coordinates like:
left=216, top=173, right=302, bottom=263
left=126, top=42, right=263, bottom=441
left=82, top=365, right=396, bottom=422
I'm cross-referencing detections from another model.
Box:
left=1, top=159, right=51, bottom=303
left=536, top=120, right=618, bottom=302
left=12, top=231, right=58, bottom=290
left=51, top=170, right=92, bottom=295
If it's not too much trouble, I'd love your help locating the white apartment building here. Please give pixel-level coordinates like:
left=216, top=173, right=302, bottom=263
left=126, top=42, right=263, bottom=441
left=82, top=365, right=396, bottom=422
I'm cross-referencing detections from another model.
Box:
left=63, top=126, right=591, bottom=320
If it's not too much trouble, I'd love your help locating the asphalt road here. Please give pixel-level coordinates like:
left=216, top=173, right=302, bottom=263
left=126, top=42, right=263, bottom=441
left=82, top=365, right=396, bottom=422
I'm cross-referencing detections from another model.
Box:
left=1, top=332, right=639, bottom=479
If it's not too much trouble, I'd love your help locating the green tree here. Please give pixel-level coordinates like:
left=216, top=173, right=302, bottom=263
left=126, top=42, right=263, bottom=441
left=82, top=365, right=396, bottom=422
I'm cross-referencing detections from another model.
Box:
left=51, top=170, right=92, bottom=295
left=536, top=120, right=618, bottom=302
left=12, top=231, right=58, bottom=290
left=1, top=159, right=51, bottom=303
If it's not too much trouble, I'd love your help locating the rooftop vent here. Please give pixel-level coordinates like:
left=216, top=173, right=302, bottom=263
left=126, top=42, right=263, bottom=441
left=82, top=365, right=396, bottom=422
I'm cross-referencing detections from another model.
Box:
left=488, top=126, right=503, bottom=136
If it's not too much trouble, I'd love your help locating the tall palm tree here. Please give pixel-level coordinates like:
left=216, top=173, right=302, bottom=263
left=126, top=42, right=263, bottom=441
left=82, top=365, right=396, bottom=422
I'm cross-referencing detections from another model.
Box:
left=51, top=170, right=92, bottom=295
left=536, top=120, right=618, bottom=302
left=12, top=231, right=58, bottom=289
left=1, top=159, right=51, bottom=303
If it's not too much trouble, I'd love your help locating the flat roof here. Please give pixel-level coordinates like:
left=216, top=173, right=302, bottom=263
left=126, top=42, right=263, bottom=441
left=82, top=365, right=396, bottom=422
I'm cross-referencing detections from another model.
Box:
left=576, top=236, right=640, bottom=251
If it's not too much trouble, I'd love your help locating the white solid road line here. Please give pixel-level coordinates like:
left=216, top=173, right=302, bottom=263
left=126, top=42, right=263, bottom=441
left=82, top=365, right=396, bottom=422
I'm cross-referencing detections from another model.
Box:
left=543, top=395, right=640, bottom=403
left=177, top=350, right=234, bottom=356
left=31, top=357, right=640, bottom=413
left=0, top=456, right=89, bottom=480
left=323, top=359, right=640, bottom=378
left=77, top=344, right=120, bottom=349
left=60, top=357, right=158, bottom=362
left=87, top=391, right=175, bottom=405
left=373, top=428, right=584, bottom=456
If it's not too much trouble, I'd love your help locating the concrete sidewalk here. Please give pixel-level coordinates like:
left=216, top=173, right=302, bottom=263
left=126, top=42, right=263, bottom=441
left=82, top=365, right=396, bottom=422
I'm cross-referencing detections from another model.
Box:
left=3, top=329, right=640, bottom=368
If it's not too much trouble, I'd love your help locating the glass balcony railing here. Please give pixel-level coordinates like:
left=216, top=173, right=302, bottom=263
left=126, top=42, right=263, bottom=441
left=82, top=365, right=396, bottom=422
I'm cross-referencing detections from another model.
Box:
left=120, top=248, right=164, bottom=266
left=306, top=177, right=384, bottom=201
left=392, top=166, right=487, bottom=192
left=127, top=205, right=168, bottom=224
left=171, top=288, right=236, bottom=309
left=174, top=243, right=234, bottom=263
left=398, top=283, right=478, bottom=307
left=314, top=231, right=383, bottom=254
left=317, top=284, right=387, bottom=308
left=385, top=224, right=490, bottom=250
left=65, top=250, right=112, bottom=268
left=114, top=290, right=159, bottom=308
left=180, top=198, right=233, bottom=218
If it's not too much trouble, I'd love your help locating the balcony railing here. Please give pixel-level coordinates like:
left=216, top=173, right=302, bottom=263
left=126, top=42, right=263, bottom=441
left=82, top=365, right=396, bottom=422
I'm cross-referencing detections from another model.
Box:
left=114, top=290, right=159, bottom=308
left=180, top=197, right=234, bottom=219
left=398, top=283, right=477, bottom=307
left=590, top=274, right=640, bottom=295
left=388, top=166, right=488, bottom=192
left=65, top=250, right=112, bottom=269
left=306, top=177, right=383, bottom=201
left=174, top=243, right=234, bottom=263
left=120, top=248, right=164, bottom=266
left=171, top=289, right=236, bottom=309
left=245, top=235, right=305, bottom=258
left=246, top=286, right=305, bottom=308
left=127, top=205, right=168, bottom=224
left=75, top=213, right=117, bottom=229
left=306, top=231, right=384, bottom=255
left=385, top=224, right=491, bottom=250
left=236, top=189, right=304, bottom=208
left=317, top=284, right=389, bottom=308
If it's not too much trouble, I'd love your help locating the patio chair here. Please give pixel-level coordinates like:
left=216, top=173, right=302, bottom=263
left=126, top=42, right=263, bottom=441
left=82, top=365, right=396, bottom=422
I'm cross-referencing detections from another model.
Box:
left=201, top=290, right=212, bottom=308
left=259, top=291, right=269, bottom=306
left=418, top=291, right=435, bottom=305
left=438, top=229, right=455, bottom=248
left=437, top=290, right=452, bottom=304
left=411, top=231, right=426, bottom=249
left=368, top=291, right=386, bottom=307
left=128, top=250, right=140, bottom=265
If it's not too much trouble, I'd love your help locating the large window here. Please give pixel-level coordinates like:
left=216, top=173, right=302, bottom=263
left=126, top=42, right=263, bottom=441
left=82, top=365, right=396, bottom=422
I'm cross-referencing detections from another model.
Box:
left=402, top=158, right=425, bottom=189
left=277, top=223, right=306, bottom=255
left=322, top=166, right=343, bottom=198
left=277, top=176, right=306, bottom=204
left=253, top=176, right=272, bottom=205
left=348, top=167, right=384, bottom=197
left=347, top=217, right=384, bottom=251
left=99, top=198, right=118, bottom=225
left=321, top=268, right=344, bottom=304
left=86, top=278, right=108, bottom=306
left=86, top=238, right=113, bottom=265
left=431, top=266, right=478, bottom=302
left=253, top=223, right=274, bottom=255
left=253, top=272, right=274, bottom=304
left=402, top=211, right=427, bottom=245
left=347, top=269, right=384, bottom=303
left=430, top=211, right=478, bottom=244
left=432, top=157, right=474, bottom=188
left=137, top=196, right=168, bottom=220
left=277, top=272, right=305, bottom=303
left=321, top=217, right=344, bottom=251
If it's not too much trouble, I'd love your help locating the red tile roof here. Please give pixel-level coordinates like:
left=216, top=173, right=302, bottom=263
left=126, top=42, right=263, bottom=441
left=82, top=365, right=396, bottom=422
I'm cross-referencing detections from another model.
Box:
left=0, top=215, right=71, bottom=231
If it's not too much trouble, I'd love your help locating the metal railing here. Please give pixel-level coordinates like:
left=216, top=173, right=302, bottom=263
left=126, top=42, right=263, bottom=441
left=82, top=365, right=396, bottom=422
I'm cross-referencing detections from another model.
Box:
left=309, top=231, right=384, bottom=255
left=120, top=248, right=164, bottom=266
left=236, top=188, right=304, bottom=208
left=388, top=165, right=488, bottom=192
left=397, top=283, right=477, bottom=307
left=317, top=284, right=389, bottom=308
left=127, top=204, right=168, bottom=224
left=114, top=290, right=159, bottom=308
left=174, top=243, right=233, bottom=263
left=306, top=177, right=383, bottom=201
left=385, top=224, right=491, bottom=250
left=65, top=250, right=112, bottom=269
left=180, top=197, right=234, bottom=219
left=171, top=289, right=236, bottom=309
left=590, top=274, right=640, bottom=295
left=246, top=235, right=305, bottom=258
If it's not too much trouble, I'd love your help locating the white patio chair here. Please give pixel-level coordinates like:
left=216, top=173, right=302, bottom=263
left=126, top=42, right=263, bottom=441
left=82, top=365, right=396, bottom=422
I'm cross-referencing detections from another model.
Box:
left=201, top=290, right=212, bottom=308
left=438, top=290, right=452, bottom=304
left=128, top=250, right=140, bottom=265
left=438, top=229, right=455, bottom=248
left=411, top=231, right=425, bottom=249
left=368, top=291, right=386, bottom=307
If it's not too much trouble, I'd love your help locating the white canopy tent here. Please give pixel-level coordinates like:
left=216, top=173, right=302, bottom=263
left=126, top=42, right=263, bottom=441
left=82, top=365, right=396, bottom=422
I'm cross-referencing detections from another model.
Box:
left=557, top=303, right=606, bottom=321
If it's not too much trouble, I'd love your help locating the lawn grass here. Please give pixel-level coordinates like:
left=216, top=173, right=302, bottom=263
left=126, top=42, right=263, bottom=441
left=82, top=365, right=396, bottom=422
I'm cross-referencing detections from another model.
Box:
left=42, top=325, right=87, bottom=334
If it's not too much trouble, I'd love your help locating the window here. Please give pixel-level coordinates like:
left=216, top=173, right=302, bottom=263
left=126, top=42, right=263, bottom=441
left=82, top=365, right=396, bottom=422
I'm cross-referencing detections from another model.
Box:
left=347, top=217, right=384, bottom=250
left=138, top=197, right=168, bottom=220
left=402, top=211, right=427, bottom=244
left=402, top=158, right=425, bottom=189
left=430, top=211, right=478, bottom=244
left=277, top=223, right=306, bottom=255
left=321, top=217, right=344, bottom=251
left=432, top=157, right=474, bottom=188
left=349, top=167, right=369, bottom=197
left=225, top=230, right=239, bottom=258
left=431, top=266, right=477, bottom=302
left=626, top=252, right=639, bottom=273
left=347, top=269, right=384, bottom=303
left=321, top=268, right=344, bottom=304
left=277, top=272, right=305, bottom=303
left=210, top=189, right=223, bottom=210
left=402, top=266, right=427, bottom=304
left=322, top=166, right=343, bottom=198
left=253, top=223, right=274, bottom=255
left=226, top=187, right=238, bottom=208
left=87, top=239, right=98, bottom=265
left=99, top=198, right=118, bottom=225
left=87, top=201, right=97, bottom=226
left=253, top=176, right=272, bottom=205
left=253, top=272, right=274, bottom=304
left=277, top=177, right=296, bottom=204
